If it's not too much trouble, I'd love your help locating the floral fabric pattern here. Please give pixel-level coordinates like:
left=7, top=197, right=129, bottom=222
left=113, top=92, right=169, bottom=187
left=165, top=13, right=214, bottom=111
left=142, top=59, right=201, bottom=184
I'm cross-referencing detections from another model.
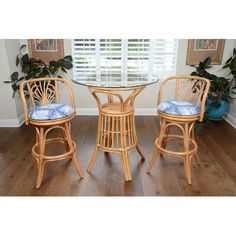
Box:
left=157, top=100, right=200, bottom=116
left=29, top=103, right=74, bottom=120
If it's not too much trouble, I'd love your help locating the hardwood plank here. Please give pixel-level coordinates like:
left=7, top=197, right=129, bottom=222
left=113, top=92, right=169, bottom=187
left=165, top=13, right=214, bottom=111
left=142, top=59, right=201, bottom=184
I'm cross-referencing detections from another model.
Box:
left=0, top=116, right=236, bottom=196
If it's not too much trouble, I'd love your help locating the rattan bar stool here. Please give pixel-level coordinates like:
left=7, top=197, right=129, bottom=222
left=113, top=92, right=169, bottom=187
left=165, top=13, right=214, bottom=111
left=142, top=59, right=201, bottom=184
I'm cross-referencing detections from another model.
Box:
left=147, top=76, right=210, bottom=184
left=20, top=78, right=83, bottom=188
left=87, top=86, right=145, bottom=181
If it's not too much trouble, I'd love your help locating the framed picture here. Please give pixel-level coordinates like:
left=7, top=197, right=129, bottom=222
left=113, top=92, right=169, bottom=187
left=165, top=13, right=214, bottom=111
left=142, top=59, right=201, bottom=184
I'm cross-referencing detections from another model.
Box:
left=28, top=39, right=64, bottom=64
left=186, top=39, right=225, bottom=65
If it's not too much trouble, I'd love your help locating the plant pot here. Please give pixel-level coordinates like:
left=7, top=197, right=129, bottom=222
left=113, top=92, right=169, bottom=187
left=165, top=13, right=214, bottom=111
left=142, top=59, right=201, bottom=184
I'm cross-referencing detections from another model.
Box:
left=207, top=99, right=229, bottom=121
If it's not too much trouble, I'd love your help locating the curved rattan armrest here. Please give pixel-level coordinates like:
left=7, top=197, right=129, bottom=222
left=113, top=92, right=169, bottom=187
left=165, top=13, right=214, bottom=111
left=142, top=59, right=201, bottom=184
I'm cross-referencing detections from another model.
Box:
left=20, top=80, right=30, bottom=125
left=157, top=77, right=175, bottom=105
left=60, top=78, right=76, bottom=110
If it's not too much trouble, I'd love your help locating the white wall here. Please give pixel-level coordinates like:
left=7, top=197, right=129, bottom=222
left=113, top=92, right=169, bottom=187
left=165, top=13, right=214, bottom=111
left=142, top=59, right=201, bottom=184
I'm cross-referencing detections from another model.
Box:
left=0, top=39, right=236, bottom=127
left=0, top=39, right=24, bottom=127
left=4, top=39, right=23, bottom=118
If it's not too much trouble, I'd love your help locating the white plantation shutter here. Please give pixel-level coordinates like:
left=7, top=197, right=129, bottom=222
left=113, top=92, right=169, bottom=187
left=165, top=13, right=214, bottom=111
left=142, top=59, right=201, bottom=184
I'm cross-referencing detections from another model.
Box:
left=152, top=39, right=177, bottom=77
left=73, top=39, right=96, bottom=79
left=72, top=39, right=177, bottom=80
left=127, top=39, right=150, bottom=78
left=99, top=39, right=122, bottom=77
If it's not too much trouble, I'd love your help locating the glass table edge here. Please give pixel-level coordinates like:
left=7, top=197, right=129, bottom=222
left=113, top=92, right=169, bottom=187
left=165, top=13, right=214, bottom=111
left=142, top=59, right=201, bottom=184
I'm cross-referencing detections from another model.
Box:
left=71, top=78, right=159, bottom=88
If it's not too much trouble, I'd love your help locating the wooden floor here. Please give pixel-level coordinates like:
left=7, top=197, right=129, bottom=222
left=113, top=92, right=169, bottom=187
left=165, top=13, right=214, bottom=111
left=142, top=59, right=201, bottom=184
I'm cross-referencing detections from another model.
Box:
left=0, top=116, right=236, bottom=196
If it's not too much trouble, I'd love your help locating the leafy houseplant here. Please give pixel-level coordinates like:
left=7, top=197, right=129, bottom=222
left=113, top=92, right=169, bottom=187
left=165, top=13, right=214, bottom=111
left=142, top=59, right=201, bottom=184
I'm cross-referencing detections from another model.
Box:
left=190, top=55, right=236, bottom=120
left=4, top=45, right=73, bottom=97
left=222, top=48, right=236, bottom=98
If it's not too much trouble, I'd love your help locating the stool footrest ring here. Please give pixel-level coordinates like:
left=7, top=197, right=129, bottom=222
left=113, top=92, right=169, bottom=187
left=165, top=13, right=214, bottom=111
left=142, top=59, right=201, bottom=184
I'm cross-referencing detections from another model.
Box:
left=155, top=134, right=198, bottom=158
left=32, top=137, right=76, bottom=161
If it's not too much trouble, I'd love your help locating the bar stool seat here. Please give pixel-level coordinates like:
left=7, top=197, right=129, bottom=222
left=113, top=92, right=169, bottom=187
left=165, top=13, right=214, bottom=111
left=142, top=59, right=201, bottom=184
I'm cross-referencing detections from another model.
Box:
left=158, top=100, right=200, bottom=116
left=29, top=103, right=74, bottom=120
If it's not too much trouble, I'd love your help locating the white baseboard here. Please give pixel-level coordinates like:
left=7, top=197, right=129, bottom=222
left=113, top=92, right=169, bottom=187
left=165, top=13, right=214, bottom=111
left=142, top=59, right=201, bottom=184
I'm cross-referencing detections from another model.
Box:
left=0, top=119, right=20, bottom=127
left=0, top=113, right=24, bottom=127
left=76, top=108, right=98, bottom=116
left=224, top=112, right=236, bottom=129
left=135, top=108, right=157, bottom=116
left=76, top=108, right=157, bottom=116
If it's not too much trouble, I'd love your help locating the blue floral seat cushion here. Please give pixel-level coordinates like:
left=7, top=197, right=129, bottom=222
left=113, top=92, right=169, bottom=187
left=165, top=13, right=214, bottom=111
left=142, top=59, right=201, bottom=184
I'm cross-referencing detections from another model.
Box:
left=157, top=100, right=200, bottom=116
left=29, top=103, right=75, bottom=120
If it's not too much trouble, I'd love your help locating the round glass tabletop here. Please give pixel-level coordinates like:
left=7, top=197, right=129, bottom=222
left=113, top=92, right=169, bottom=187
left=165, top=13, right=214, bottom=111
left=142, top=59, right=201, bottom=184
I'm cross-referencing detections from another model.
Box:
left=72, top=74, right=159, bottom=88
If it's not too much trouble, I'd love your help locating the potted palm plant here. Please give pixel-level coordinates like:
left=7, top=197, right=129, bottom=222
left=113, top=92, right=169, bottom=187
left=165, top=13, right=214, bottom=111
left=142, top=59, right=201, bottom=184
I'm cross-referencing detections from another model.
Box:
left=190, top=55, right=236, bottom=120
left=4, top=45, right=73, bottom=97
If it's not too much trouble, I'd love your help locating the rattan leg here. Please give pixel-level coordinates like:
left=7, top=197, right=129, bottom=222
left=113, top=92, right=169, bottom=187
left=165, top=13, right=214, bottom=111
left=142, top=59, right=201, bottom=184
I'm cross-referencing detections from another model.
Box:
left=121, top=151, right=132, bottom=181
left=125, top=153, right=132, bottom=181
left=121, top=114, right=130, bottom=181
left=35, top=127, right=39, bottom=154
left=160, top=125, right=170, bottom=158
left=183, top=123, right=192, bottom=184
left=35, top=127, right=45, bottom=189
left=191, top=126, right=201, bottom=165
left=71, top=154, right=84, bottom=178
left=36, top=159, right=45, bottom=188
left=146, top=147, right=159, bottom=173
left=61, top=126, right=70, bottom=153
left=147, top=119, right=166, bottom=173
left=32, top=128, right=39, bottom=167
left=87, top=114, right=102, bottom=173
left=135, top=145, right=145, bottom=160
left=87, top=147, right=99, bottom=173
left=120, top=152, right=129, bottom=181
left=184, top=157, right=192, bottom=184
left=65, top=123, right=83, bottom=178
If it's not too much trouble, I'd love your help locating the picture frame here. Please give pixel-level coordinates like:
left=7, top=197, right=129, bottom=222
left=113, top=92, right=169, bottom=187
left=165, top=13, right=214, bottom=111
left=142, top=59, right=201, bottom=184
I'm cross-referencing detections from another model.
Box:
left=28, top=39, right=64, bottom=64
left=186, top=39, right=225, bottom=65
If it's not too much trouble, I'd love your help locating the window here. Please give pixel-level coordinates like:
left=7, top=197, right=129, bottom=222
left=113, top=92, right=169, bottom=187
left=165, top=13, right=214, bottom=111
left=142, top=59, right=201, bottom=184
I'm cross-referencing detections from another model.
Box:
left=72, top=39, right=178, bottom=80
